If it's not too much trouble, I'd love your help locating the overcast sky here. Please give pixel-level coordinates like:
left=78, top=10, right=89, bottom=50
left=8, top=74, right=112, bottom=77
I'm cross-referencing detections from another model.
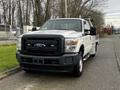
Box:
left=105, top=0, right=120, bottom=28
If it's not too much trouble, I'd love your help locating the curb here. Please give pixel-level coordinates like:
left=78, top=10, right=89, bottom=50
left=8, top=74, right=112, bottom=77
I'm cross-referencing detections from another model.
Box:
left=114, top=50, right=120, bottom=72
left=0, top=66, right=21, bottom=80
left=116, top=57, right=120, bottom=71
left=112, top=35, right=120, bottom=72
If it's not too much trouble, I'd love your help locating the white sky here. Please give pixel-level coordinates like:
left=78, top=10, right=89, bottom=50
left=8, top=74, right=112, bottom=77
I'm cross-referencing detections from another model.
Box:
left=104, top=0, right=120, bottom=28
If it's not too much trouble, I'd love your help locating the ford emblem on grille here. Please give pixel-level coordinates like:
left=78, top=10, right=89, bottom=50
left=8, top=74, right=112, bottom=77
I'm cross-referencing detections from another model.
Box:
left=34, top=43, right=46, bottom=48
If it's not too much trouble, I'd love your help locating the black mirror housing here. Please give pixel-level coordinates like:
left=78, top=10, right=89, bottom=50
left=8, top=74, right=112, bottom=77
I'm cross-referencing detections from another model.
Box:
left=84, top=29, right=90, bottom=35
left=90, top=27, right=96, bottom=35
left=32, top=27, right=37, bottom=31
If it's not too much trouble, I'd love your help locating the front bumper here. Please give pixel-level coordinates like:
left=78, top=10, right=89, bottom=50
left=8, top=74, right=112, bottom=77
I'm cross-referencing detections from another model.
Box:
left=16, top=51, right=79, bottom=72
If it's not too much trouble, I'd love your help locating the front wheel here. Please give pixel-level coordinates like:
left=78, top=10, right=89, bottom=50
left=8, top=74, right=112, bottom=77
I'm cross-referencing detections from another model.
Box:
left=72, top=52, right=83, bottom=77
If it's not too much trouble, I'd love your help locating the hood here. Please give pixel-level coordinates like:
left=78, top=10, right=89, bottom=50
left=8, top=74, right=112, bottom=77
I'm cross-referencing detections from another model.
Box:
left=25, top=30, right=82, bottom=38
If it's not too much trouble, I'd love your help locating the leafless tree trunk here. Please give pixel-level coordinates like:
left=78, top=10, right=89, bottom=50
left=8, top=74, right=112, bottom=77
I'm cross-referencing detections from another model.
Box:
left=11, top=1, right=16, bottom=28
left=34, top=0, right=43, bottom=26
left=18, top=0, right=23, bottom=34
left=44, top=0, right=51, bottom=22
left=1, top=0, right=7, bottom=24
left=8, top=0, right=11, bottom=25
left=25, top=0, right=30, bottom=25
left=59, top=0, right=65, bottom=18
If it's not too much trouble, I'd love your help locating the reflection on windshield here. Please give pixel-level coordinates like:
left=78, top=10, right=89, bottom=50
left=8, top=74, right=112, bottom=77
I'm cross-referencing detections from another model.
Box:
left=41, top=19, right=82, bottom=32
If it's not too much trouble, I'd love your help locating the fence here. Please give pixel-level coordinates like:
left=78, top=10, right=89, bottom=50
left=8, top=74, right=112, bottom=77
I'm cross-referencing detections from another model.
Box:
left=0, top=31, right=16, bottom=40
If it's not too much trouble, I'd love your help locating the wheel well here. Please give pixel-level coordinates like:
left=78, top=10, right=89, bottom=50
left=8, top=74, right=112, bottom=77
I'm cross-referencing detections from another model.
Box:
left=79, top=45, right=84, bottom=56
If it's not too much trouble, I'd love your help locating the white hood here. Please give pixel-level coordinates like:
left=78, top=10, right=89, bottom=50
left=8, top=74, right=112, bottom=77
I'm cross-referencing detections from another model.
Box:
left=25, top=30, right=82, bottom=38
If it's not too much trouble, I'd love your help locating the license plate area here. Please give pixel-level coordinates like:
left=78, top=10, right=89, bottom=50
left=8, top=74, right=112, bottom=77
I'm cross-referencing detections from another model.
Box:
left=21, top=57, right=60, bottom=65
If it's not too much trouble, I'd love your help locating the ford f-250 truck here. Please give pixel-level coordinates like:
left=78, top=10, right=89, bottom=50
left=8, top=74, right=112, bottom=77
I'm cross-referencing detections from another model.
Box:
left=16, top=18, right=98, bottom=77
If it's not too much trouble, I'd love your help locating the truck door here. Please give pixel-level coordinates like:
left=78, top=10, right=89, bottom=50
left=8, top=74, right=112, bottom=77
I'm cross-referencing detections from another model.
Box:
left=82, top=21, right=92, bottom=56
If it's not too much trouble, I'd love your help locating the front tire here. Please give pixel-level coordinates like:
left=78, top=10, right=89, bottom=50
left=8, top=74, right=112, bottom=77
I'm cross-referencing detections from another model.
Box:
left=72, top=52, right=83, bottom=77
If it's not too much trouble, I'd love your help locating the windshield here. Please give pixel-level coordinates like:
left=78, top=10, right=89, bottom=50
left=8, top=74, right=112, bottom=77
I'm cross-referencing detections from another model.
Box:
left=41, top=19, right=82, bottom=32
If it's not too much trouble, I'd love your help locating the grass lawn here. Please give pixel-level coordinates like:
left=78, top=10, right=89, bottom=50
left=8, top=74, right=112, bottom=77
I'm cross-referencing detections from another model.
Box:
left=0, top=45, right=18, bottom=73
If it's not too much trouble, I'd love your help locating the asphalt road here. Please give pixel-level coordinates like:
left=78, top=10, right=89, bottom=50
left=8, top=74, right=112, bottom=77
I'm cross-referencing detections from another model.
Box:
left=0, top=36, right=120, bottom=90
left=113, top=34, right=120, bottom=68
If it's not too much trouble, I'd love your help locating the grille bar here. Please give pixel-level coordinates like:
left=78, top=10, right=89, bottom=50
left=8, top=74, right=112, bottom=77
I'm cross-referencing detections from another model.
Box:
left=21, top=57, right=60, bottom=65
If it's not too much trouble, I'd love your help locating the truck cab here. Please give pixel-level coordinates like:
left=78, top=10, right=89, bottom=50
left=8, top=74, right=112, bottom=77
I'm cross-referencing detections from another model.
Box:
left=16, top=18, right=98, bottom=77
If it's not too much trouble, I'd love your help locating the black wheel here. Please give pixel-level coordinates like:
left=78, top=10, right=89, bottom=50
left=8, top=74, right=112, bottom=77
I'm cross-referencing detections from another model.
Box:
left=91, top=44, right=97, bottom=57
left=72, top=52, right=83, bottom=77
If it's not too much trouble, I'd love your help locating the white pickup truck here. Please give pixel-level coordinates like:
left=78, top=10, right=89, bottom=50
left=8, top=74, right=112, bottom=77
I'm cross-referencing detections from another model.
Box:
left=16, top=18, right=98, bottom=77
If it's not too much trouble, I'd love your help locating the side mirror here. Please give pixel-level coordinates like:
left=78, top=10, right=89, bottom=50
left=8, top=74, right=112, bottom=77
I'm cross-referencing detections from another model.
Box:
left=32, top=27, right=37, bottom=31
left=84, top=21, right=86, bottom=24
left=90, top=27, right=96, bottom=35
left=84, top=29, right=90, bottom=35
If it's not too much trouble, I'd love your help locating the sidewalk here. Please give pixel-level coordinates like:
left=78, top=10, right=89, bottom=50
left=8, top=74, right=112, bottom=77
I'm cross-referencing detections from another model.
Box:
left=112, top=34, right=120, bottom=70
left=0, top=40, right=16, bottom=45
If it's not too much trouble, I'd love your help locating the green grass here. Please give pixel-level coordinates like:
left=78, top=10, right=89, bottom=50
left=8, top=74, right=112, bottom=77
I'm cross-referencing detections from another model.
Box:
left=0, top=45, right=18, bottom=73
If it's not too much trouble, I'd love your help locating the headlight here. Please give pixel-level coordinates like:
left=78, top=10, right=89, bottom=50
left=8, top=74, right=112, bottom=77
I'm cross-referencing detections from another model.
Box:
left=65, top=38, right=80, bottom=52
left=17, top=37, right=21, bottom=50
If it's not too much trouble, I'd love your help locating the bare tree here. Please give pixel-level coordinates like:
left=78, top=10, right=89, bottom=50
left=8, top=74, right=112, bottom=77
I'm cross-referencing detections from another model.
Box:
left=1, top=0, right=7, bottom=24
left=0, top=0, right=107, bottom=32
left=44, top=0, right=51, bottom=22
left=60, top=0, right=65, bottom=18
left=34, top=0, right=43, bottom=26
left=11, top=0, right=16, bottom=28
left=17, top=0, right=23, bottom=34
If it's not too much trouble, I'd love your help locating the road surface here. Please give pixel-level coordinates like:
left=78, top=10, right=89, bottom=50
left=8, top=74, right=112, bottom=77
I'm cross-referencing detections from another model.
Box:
left=0, top=36, right=120, bottom=90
